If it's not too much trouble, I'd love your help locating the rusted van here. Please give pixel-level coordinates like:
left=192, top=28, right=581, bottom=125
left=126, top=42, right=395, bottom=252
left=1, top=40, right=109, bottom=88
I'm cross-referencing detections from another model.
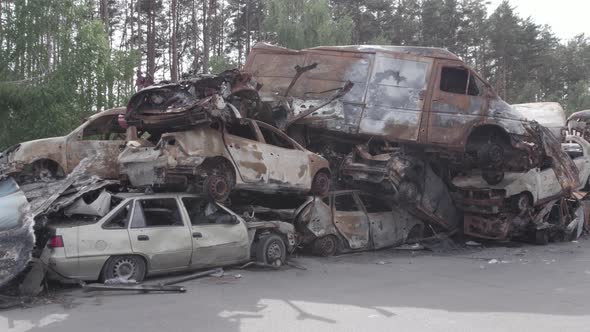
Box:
left=244, top=43, right=545, bottom=182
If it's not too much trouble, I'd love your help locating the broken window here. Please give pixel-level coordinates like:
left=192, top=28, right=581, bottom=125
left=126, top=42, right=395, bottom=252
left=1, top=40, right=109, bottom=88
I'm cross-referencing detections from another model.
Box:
left=439, top=67, right=482, bottom=96
left=182, top=197, right=237, bottom=225
left=81, top=115, right=126, bottom=141
left=334, top=194, right=360, bottom=212
left=130, top=198, right=183, bottom=228
left=258, top=123, right=295, bottom=149
left=225, top=121, right=258, bottom=141
left=359, top=195, right=391, bottom=213
left=103, top=202, right=132, bottom=229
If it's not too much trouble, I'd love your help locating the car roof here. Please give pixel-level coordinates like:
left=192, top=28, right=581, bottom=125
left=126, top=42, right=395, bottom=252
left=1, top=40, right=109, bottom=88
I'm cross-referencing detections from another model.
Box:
left=251, top=42, right=462, bottom=61
left=86, top=107, right=126, bottom=121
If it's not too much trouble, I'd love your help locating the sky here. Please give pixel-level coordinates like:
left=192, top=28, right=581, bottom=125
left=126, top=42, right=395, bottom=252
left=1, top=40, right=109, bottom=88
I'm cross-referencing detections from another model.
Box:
left=487, top=0, right=590, bottom=41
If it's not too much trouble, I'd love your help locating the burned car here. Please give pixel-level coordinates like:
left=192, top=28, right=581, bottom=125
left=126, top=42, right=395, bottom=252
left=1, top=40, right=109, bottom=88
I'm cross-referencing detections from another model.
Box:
left=41, top=193, right=295, bottom=282
left=0, top=108, right=126, bottom=183
left=566, top=109, right=590, bottom=140
left=293, top=190, right=424, bottom=256
left=0, top=178, right=35, bottom=287
left=453, top=135, right=590, bottom=215
left=121, top=69, right=260, bottom=133
left=118, top=119, right=331, bottom=202
left=244, top=43, right=547, bottom=187
left=512, top=102, right=566, bottom=140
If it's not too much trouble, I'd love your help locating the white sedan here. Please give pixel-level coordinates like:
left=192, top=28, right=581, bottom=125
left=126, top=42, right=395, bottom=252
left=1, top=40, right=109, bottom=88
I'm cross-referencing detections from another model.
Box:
left=453, top=135, right=590, bottom=213
left=41, top=193, right=294, bottom=282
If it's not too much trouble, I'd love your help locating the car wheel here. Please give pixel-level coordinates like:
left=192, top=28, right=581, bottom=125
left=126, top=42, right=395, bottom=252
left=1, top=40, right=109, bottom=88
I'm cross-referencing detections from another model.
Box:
left=255, top=234, right=287, bottom=266
left=203, top=174, right=231, bottom=202
left=312, top=235, right=339, bottom=257
left=102, top=255, right=146, bottom=282
left=311, top=171, right=331, bottom=196
left=514, top=193, right=532, bottom=214
left=482, top=170, right=504, bottom=185
left=478, top=143, right=504, bottom=167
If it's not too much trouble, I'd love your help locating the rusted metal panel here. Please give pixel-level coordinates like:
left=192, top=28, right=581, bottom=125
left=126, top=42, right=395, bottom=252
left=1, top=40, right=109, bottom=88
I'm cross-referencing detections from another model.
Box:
left=332, top=211, right=370, bottom=250
left=463, top=213, right=512, bottom=240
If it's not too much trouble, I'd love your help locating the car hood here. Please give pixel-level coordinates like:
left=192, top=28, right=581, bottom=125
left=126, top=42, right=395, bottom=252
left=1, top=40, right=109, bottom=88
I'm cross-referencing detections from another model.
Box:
left=6, top=136, right=66, bottom=160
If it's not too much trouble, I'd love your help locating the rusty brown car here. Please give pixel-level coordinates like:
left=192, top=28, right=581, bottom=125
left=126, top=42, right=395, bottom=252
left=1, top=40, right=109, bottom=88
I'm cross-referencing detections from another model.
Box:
left=0, top=108, right=126, bottom=183
left=244, top=43, right=547, bottom=186
left=118, top=119, right=331, bottom=202
left=293, top=190, right=424, bottom=256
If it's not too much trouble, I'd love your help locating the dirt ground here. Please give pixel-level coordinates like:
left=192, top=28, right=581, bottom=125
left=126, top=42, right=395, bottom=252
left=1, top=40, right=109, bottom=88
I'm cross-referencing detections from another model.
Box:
left=2, top=238, right=590, bottom=332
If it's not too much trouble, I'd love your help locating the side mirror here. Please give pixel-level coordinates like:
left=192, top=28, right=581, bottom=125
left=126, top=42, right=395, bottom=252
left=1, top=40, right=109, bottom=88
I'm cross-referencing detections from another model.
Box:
left=231, top=215, right=238, bottom=224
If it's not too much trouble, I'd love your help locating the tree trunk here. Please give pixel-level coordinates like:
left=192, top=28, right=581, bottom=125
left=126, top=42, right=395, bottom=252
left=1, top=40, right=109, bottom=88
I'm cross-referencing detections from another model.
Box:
left=171, top=0, right=178, bottom=81
left=147, top=0, right=156, bottom=77
left=99, top=0, right=109, bottom=33
left=202, top=0, right=210, bottom=74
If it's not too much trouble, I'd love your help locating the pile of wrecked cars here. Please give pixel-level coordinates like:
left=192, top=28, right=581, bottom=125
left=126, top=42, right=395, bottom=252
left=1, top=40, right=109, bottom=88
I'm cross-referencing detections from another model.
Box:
left=1, top=43, right=590, bottom=295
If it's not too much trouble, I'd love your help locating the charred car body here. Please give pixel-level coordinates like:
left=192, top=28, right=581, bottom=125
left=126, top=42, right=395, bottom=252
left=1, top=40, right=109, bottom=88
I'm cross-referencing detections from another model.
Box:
left=0, top=108, right=127, bottom=183
left=244, top=43, right=547, bottom=188
left=294, top=191, right=424, bottom=256
left=118, top=119, right=331, bottom=202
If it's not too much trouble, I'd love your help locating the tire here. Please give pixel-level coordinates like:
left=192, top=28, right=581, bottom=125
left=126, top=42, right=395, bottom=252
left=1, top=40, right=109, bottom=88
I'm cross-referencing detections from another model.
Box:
left=312, top=235, right=339, bottom=257
left=102, top=255, right=147, bottom=282
left=482, top=171, right=504, bottom=185
left=477, top=143, right=504, bottom=167
left=203, top=174, right=231, bottom=202
left=311, top=171, right=331, bottom=196
left=255, top=234, right=287, bottom=266
left=513, top=193, right=532, bottom=214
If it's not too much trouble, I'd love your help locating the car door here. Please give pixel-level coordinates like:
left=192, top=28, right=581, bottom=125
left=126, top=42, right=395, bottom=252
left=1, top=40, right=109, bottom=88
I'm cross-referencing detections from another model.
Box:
left=223, top=120, right=268, bottom=184
left=255, top=121, right=311, bottom=189
left=331, top=192, right=370, bottom=250
left=180, top=196, right=250, bottom=268
left=360, top=53, right=434, bottom=142
left=66, top=113, right=126, bottom=178
left=127, top=197, right=193, bottom=272
left=358, top=193, right=411, bottom=249
left=427, top=61, right=488, bottom=146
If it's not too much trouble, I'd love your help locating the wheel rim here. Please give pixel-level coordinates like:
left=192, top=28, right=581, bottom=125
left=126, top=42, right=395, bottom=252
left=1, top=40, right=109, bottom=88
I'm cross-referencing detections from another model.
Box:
left=312, top=173, right=330, bottom=195
left=208, top=176, right=229, bottom=201
left=517, top=195, right=531, bottom=212
left=266, top=241, right=283, bottom=262
left=488, top=144, right=504, bottom=164
left=316, top=236, right=336, bottom=256
left=113, top=258, right=136, bottom=280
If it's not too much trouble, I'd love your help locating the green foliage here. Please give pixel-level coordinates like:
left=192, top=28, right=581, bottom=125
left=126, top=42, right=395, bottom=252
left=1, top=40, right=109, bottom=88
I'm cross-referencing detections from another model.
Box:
left=0, top=1, right=138, bottom=150
left=261, top=0, right=353, bottom=49
left=210, top=55, right=238, bottom=74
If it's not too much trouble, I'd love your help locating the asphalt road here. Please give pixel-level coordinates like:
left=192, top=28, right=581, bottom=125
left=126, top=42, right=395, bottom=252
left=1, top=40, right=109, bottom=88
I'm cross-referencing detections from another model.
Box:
left=2, top=238, right=590, bottom=332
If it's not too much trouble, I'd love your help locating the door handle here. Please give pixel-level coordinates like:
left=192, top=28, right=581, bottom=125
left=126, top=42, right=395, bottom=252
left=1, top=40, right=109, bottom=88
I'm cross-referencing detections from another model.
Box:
left=193, top=232, right=203, bottom=238
left=137, top=235, right=149, bottom=241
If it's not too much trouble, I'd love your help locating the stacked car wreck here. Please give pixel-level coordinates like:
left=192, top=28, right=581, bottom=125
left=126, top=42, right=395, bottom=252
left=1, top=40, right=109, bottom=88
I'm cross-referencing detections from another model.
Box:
left=1, top=42, right=589, bottom=293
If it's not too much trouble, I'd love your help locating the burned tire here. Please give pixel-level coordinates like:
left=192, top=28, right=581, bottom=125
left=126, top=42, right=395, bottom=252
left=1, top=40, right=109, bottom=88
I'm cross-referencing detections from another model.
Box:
left=311, top=171, right=331, bottom=196
left=203, top=174, right=232, bottom=202
left=513, top=193, right=532, bottom=214
left=312, top=235, right=339, bottom=257
left=102, top=255, right=146, bottom=282
left=478, top=143, right=504, bottom=167
left=482, top=171, right=504, bottom=185
left=255, top=234, right=287, bottom=266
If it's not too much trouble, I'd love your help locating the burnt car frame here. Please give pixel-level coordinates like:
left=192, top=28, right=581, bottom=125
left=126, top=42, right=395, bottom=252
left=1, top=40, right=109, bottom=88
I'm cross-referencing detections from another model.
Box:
left=0, top=108, right=127, bottom=182
left=41, top=192, right=295, bottom=282
left=293, top=190, right=424, bottom=256
left=244, top=43, right=546, bottom=184
left=119, top=118, right=331, bottom=201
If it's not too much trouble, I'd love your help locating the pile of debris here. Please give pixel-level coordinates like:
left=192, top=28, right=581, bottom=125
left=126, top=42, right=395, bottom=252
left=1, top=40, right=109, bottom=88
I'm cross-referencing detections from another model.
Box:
left=2, top=42, right=590, bottom=300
